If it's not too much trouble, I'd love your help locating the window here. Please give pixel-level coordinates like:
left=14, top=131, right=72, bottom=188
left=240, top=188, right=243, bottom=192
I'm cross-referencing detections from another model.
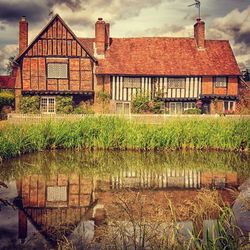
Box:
left=224, top=101, right=235, bottom=112
left=123, top=77, right=141, bottom=88
left=183, top=102, right=196, bottom=110
left=115, top=102, right=130, bottom=114
left=41, top=97, right=56, bottom=114
left=215, top=77, right=227, bottom=88
left=47, top=63, right=68, bottom=79
left=47, top=186, right=67, bottom=202
left=168, top=78, right=185, bottom=89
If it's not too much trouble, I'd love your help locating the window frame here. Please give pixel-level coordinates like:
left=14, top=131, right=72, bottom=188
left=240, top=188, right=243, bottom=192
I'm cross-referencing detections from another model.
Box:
left=115, top=102, right=131, bottom=114
left=40, top=96, right=56, bottom=114
left=214, top=76, right=227, bottom=88
left=223, top=101, right=235, bottom=112
left=168, top=78, right=185, bottom=89
left=123, top=77, right=141, bottom=89
left=47, top=62, right=68, bottom=79
left=183, top=102, right=196, bottom=111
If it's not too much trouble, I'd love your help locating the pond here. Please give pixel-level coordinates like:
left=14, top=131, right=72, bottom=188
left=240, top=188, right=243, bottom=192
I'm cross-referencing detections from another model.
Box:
left=0, top=150, right=249, bottom=249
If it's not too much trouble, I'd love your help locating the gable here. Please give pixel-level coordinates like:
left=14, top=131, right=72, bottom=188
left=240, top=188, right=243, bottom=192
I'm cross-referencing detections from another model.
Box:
left=16, top=15, right=96, bottom=63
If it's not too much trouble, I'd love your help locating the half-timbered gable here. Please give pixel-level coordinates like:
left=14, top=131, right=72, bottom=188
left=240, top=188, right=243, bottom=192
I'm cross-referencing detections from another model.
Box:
left=16, top=15, right=95, bottom=94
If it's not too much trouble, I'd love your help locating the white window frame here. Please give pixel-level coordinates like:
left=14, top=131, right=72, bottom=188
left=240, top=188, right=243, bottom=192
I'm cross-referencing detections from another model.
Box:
left=47, top=63, right=68, bottom=79
left=183, top=102, right=196, bottom=111
left=40, top=96, right=56, bottom=114
left=168, top=78, right=185, bottom=89
left=223, top=101, right=235, bottom=112
left=215, top=77, right=227, bottom=88
left=115, top=102, right=131, bottom=114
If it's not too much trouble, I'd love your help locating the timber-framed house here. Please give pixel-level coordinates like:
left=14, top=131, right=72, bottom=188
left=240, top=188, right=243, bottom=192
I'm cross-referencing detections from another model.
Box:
left=13, top=14, right=241, bottom=114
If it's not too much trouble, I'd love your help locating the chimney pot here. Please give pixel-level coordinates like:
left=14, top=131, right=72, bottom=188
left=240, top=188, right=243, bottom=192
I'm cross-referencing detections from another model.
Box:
left=21, top=16, right=26, bottom=22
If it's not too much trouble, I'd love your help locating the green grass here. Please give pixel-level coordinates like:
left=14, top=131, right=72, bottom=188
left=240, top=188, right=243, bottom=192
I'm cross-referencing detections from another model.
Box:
left=0, top=116, right=250, bottom=160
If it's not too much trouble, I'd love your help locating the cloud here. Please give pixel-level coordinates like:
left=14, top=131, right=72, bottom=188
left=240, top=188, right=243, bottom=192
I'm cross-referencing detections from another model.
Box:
left=0, top=44, right=18, bottom=75
left=47, top=0, right=84, bottom=12
left=208, top=5, right=250, bottom=68
left=0, top=0, right=49, bottom=24
left=52, top=0, right=164, bottom=29
left=134, top=24, right=193, bottom=37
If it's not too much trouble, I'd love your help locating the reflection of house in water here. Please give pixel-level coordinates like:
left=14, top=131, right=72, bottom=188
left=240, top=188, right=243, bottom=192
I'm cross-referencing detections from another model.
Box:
left=103, top=169, right=238, bottom=190
left=16, top=170, right=238, bottom=243
left=16, top=174, right=95, bottom=244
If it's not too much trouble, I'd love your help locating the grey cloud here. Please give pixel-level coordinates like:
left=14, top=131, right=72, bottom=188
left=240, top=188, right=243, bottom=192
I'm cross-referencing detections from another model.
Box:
left=209, top=5, right=250, bottom=69
left=0, top=0, right=49, bottom=24
left=60, top=0, right=165, bottom=28
left=145, top=24, right=183, bottom=36
left=111, top=0, right=163, bottom=20
left=47, top=0, right=84, bottom=12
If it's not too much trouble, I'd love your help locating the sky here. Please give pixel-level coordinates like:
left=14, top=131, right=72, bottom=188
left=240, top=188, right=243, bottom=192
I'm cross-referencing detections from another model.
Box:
left=0, top=0, right=249, bottom=74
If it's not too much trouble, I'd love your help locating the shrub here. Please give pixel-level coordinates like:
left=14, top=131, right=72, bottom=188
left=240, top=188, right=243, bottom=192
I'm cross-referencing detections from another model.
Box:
left=56, top=96, right=73, bottom=114
left=183, top=108, right=201, bottom=114
left=132, top=95, right=164, bottom=114
left=96, top=91, right=110, bottom=103
left=150, top=98, right=164, bottom=114
left=73, top=102, right=95, bottom=114
left=0, top=91, right=14, bottom=109
left=20, top=95, right=40, bottom=114
left=131, top=95, right=151, bottom=113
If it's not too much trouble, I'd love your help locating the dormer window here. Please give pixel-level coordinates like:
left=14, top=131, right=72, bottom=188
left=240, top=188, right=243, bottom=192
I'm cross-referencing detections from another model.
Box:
left=47, top=63, right=68, bottom=79
left=215, top=77, right=227, bottom=88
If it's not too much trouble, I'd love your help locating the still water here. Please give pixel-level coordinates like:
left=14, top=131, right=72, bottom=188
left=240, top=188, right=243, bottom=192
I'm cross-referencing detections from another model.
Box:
left=0, top=150, right=249, bottom=249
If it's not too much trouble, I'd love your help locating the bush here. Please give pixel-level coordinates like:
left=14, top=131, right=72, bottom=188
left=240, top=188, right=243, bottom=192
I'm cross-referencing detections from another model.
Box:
left=20, top=95, right=40, bottom=114
left=183, top=108, right=201, bottom=114
left=132, top=95, right=164, bottom=114
left=56, top=96, right=74, bottom=114
left=150, top=98, right=164, bottom=114
left=0, top=92, right=14, bottom=109
left=131, top=95, right=151, bottom=113
left=73, top=102, right=95, bottom=114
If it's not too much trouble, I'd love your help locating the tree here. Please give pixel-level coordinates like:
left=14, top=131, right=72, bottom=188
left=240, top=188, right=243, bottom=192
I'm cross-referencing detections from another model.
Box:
left=242, top=69, right=250, bottom=81
left=5, top=56, right=15, bottom=75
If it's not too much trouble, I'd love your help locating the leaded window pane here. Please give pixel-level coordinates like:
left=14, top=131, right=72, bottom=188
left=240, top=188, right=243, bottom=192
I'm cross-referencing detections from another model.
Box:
left=47, top=186, right=67, bottom=202
left=168, top=78, right=185, bottom=89
left=41, top=97, right=56, bottom=114
left=47, top=63, right=68, bottom=79
left=124, top=77, right=141, bottom=88
left=215, top=77, right=227, bottom=88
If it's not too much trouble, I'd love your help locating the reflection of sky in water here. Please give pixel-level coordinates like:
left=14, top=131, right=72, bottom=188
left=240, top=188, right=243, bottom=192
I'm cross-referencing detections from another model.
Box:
left=0, top=182, right=49, bottom=249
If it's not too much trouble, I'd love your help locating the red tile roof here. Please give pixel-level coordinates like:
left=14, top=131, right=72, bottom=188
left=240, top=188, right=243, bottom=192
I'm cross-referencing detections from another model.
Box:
left=0, top=76, right=15, bottom=89
left=85, top=37, right=240, bottom=76
left=78, top=38, right=95, bottom=55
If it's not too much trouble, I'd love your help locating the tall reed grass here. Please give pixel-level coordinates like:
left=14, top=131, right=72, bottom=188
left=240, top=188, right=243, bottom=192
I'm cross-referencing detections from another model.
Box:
left=0, top=116, right=249, bottom=159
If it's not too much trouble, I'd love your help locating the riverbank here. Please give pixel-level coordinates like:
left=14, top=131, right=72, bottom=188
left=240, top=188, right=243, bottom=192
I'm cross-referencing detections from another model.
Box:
left=0, top=116, right=250, bottom=160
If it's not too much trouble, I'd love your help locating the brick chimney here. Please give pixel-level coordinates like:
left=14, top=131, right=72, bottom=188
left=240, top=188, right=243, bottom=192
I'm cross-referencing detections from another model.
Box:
left=19, top=16, right=28, bottom=55
left=95, top=18, right=110, bottom=58
left=194, top=18, right=205, bottom=49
